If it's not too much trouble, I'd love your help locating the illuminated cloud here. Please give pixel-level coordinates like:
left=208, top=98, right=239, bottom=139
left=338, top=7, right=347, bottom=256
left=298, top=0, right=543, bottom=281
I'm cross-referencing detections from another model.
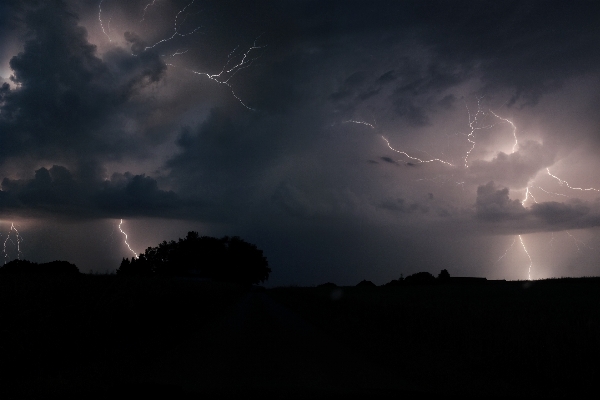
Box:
left=468, top=141, right=556, bottom=189
left=1, top=1, right=600, bottom=282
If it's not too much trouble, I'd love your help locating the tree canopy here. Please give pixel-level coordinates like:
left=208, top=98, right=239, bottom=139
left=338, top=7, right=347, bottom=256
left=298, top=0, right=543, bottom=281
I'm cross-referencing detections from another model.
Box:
left=404, top=271, right=436, bottom=284
left=117, top=232, right=271, bottom=284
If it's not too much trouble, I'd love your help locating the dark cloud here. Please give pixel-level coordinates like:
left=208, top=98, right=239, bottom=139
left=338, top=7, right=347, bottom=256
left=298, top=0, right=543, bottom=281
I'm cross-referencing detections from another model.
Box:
left=380, top=157, right=397, bottom=165
left=473, top=184, right=600, bottom=233
left=0, top=1, right=166, bottom=165
left=475, top=181, right=526, bottom=221
left=379, top=198, right=429, bottom=214
left=530, top=200, right=600, bottom=229
left=2, top=0, right=600, bottom=281
left=0, top=165, right=180, bottom=219
left=468, top=141, right=556, bottom=189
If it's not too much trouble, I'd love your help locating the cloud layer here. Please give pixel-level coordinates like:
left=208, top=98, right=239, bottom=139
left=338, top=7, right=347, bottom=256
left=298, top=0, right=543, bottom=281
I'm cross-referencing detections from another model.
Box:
left=1, top=0, right=600, bottom=282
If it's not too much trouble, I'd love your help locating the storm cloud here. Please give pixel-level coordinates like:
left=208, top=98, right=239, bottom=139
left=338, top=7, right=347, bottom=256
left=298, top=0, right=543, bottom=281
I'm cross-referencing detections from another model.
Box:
left=2, top=0, right=600, bottom=283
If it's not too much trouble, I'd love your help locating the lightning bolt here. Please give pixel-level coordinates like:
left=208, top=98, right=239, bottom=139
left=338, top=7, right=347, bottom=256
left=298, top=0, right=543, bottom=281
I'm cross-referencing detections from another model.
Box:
left=382, top=136, right=455, bottom=166
left=343, top=120, right=376, bottom=129
left=98, top=0, right=112, bottom=42
left=534, top=186, right=570, bottom=199
left=463, top=99, right=493, bottom=168
left=521, top=187, right=539, bottom=206
left=3, top=222, right=23, bottom=264
left=494, top=237, right=516, bottom=264
left=490, top=110, right=519, bottom=153
left=519, top=235, right=533, bottom=281
left=97, top=1, right=263, bottom=110
left=140, top=0, right=160, bottom=22
left=374, top=98, right=599, bottom=280
left=546, top=168, right=600, bottom=193
left=118, top=219, right=138, bottom=258
left=143, top=0, right=203, bottom=51
left=163, top=49, right=189, bottom=58
left=565, top=231, right=593, bottom=252
left=188, top=35, right=266, bottom=110
left=566, top=231, right=581, bottom=252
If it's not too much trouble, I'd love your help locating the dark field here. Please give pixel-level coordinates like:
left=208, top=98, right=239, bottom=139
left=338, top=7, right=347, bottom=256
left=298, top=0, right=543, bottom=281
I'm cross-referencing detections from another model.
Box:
left=1, top=276, right=600, bottom=398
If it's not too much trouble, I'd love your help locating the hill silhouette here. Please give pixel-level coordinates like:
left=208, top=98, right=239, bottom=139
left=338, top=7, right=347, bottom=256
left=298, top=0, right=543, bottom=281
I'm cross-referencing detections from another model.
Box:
left=0, top=259, right=79, bottom=275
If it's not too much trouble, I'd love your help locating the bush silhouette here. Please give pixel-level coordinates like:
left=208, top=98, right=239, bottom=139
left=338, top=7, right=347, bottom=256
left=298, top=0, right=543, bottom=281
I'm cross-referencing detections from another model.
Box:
left=0, top=259, right=79, bottom=275
left=438, top=269, right=451, bottom=280
left=356, top=279, right=377, bottom=288
left=117, top=232, right=270, bottom=284
left=404, top=271, right=435, bottom=284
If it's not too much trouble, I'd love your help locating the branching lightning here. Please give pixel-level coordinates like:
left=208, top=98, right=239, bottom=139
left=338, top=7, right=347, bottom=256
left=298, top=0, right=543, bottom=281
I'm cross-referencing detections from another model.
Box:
left=3, top=223, right=23, bottom=264
left=143, top=0, right=203, bottom=51
left=188, top=35, right=266, bottom=110
left=521, top=187, right=538, bottom=206
left=98, top=1, right=264, bottom=110
left=565, top=231, right=593, bottom=252
left=118, top=219, right=138, bottom=258
left=490, top=110, right=519, bottom=153
left=463, top=99, right=493, bottom=168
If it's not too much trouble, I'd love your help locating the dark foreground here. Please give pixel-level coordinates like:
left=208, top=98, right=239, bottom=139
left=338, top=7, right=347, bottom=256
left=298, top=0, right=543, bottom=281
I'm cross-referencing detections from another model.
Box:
left=1, top=276, right=600, bottom=398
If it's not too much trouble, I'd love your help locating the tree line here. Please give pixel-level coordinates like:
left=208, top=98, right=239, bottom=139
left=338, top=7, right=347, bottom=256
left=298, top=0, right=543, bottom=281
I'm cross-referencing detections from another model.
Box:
left=117, top=232, right=271, bottom=284
left=0, top=259, right=79, bottom=275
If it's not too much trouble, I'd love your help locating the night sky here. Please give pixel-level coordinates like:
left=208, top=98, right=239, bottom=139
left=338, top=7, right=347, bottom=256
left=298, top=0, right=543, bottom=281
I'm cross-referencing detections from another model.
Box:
left=2, top=0, right=600, bottom=286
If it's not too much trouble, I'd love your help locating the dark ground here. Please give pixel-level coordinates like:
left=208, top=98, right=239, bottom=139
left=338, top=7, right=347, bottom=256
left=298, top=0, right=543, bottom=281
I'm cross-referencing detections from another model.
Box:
left=1, top=275, right=600, bottom=398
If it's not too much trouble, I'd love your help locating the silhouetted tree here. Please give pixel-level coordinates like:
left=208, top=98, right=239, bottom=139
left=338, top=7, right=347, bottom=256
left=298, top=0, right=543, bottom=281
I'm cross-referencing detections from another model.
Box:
left=356, top=279, right=377, bottom=288
left=404, top=271, right=435, bottom=284
left=384, top=274, right=405, bottom=287
left=0, top=259, right=79, bottom=275
left=116, top=232, right=270, bottom=284
left=438, top=269, right=450, bottom=280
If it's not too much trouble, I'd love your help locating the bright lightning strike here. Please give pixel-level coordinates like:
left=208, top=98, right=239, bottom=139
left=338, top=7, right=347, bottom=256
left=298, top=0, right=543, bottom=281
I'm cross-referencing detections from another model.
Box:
left=382, top=136, right=454, bottom=166
left=463, top=99, right=493, bottom=168
left=519, top=235, right=533, bottom=281
left=118, top=219, right=138, bottom=259
left=522, top=187, right=538, bottom=206
left=546, top=168, right=600, bottom=192
left=490, top=110, right=518, bottom=154
left=3, top=222, right=23, bottom=264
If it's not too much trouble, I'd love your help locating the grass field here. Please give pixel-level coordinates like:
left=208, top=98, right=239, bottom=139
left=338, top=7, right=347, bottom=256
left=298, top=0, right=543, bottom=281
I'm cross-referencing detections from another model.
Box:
left=1, top=275, right=599, bottom=398
left=269, top=280, right=600, bottom=397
